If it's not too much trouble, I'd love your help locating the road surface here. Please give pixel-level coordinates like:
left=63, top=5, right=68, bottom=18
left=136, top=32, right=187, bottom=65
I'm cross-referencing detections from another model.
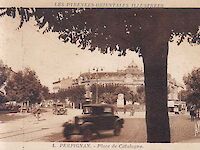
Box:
left=0, top=108, right=82, bottom=142
left=0, top=109, right=199, bottom=142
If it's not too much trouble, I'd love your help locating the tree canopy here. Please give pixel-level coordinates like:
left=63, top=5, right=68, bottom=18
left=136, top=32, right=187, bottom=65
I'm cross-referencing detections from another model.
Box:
left=5, top=68, right=49, bottom=104
left=1, top=8, right=200, bottom=56
left=0, top=60, right=11, bottom=88
left=55, top=85, right=86, bottom=103
left=183, top=68, right=200, bottom=105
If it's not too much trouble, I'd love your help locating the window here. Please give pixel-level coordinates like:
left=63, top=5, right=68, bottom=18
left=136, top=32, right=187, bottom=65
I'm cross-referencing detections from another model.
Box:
left=104, top=107, right=112, bottom=114
left=83, top=107, right=92, bottom=114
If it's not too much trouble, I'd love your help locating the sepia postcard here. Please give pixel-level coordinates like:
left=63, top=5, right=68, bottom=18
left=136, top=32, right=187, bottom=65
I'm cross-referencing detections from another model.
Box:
left=1, top=0, right=200, bottom=150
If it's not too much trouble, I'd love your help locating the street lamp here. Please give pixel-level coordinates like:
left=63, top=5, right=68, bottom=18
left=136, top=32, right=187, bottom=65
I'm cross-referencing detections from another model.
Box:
left=93, top=67, right=103, bottom=104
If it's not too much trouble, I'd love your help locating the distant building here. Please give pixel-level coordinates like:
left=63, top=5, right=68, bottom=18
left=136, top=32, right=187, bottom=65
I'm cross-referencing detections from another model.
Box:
left=52, top=61, right=183, bottom=96
left=74, top=61, right=144, bottom=92
left=168, top=74, right=184, bottom=100
left=52, top=80, right=61, bottom=93
left=52, top=77, right=73, bottom=93
left=52, top=61, right=183, bottom=110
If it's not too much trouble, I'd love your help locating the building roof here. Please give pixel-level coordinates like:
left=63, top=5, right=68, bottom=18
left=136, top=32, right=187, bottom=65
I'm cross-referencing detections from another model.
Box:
left=78, top=61, right=143, bottom=80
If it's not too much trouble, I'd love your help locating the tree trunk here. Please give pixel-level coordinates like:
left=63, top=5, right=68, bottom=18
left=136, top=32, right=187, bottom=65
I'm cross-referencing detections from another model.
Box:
left=142, top=42, right=170, bottom=143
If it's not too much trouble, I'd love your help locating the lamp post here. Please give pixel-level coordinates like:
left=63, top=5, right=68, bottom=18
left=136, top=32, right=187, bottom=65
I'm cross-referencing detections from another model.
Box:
left=93, top=67, right=103, bottom=104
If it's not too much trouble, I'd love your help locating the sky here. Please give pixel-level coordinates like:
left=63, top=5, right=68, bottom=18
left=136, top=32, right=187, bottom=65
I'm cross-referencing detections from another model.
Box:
left=1, top=15, right=200, bottom=91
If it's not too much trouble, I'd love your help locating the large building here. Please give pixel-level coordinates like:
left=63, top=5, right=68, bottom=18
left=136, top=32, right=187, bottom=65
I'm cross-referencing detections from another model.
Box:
left=72, top=61, right=144, bottom=92
left=52, top=61, right=184, bottom=108
left=168, top=74, right=184, bottom=100
left=52, top=77, right=73, bottom=93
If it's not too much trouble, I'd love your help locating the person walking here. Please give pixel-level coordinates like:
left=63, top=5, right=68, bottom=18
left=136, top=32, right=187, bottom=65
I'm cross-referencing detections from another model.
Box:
left=190, top=104, right=196, bottom=121
left=130, top=105, right=135, bottom=116
left=194, top=108, right=200, bottom=136
left=32, top=104, right=41, bottom=121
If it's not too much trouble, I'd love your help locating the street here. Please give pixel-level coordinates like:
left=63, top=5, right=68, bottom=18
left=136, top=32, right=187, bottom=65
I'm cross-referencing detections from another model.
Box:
left=0, top=108, right=199, bottom=143
left=0, top=108, right=82, bottom=142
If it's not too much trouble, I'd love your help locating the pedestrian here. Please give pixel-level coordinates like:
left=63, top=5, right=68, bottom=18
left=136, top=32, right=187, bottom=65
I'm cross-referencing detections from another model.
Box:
left=174, top=106, right=179, bottom=115
left=115, top=106, right=118, bottom=114
left=123, top=107, right=126, bottom=114
left=35, top=108, right=41, bottom=121
left=194, top=111, right=200, bottom=136
left=130, top=105, right=135, bottom=116
left=190, top=105, right=196, bottom=121
left=32, top=105, right=41, bottom=121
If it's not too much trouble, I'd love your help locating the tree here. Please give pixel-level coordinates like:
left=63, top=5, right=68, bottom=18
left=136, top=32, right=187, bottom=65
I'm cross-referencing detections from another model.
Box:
left=178, top=90, right=190, bottom=103
left=90, top=84, right=118, bottom=103
left=183, top=68, right=200, bottom=106
left=114, top=86, right=132, bottom=102
left=0, top=60, right=11, bottom=88
left=0, top=60, right=13, bottom=103
left=90, top=84, right=142, bottom=104
left=55, top=89, right=68, bottom=101
left=90, top=84, right=133, bottom=104
left=90, top=84, right=104, bottom=103
left=1, top=8, right=200, bottom=142
left=41, top=85, right=50, bottom=100
left=135, top=85, right=145, bottom=104
left=55, top=85, right=86, bottom=105
left=99, top=92, right=117, bottom=104
left=0, top=91, right=6, bottom=103
left=68, top=85, right=86, bottom=107
left=5, top=68, right=47, bottom=104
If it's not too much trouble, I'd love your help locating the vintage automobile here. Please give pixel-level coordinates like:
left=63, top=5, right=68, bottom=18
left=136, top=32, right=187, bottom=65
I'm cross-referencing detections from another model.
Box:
left=63, top=104, right=124, bottom=141
left=52, top=103, right=67, bottom=115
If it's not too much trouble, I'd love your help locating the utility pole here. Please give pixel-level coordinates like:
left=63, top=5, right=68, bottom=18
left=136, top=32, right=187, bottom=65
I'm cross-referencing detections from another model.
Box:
left=93, top=67, right=103, bottom=104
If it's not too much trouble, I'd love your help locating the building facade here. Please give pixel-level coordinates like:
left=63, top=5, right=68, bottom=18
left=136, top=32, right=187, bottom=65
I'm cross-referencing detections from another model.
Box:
left=52, top=77, right=73, bottom=93
left=52, top=61, right=184, bottom=110
left=73, top=61, right=144, bottom=92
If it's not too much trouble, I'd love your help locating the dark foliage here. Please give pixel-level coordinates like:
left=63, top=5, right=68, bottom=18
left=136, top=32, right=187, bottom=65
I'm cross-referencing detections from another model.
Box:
left=183, top=68, right=200, bottom=105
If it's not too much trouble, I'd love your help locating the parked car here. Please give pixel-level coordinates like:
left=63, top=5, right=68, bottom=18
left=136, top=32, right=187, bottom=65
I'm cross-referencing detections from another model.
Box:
left=53, top=103, right=67, bottom=115
left=63, top=104, right=124, bottom=141
left=0, top=103, right=20, bottom=113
